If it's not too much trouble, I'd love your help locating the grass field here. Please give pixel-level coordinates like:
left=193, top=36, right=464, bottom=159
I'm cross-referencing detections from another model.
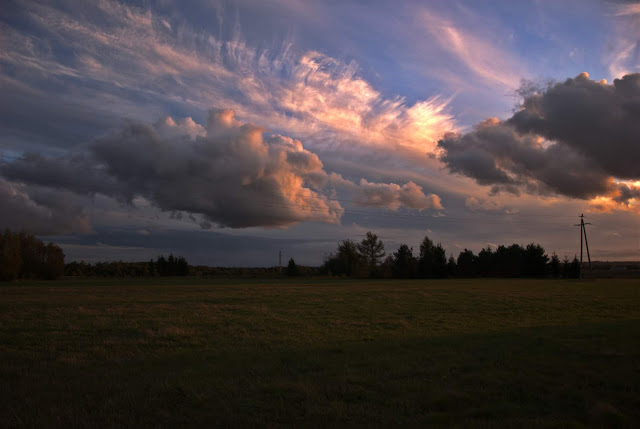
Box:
left=1, top=278, right=639, bottom=427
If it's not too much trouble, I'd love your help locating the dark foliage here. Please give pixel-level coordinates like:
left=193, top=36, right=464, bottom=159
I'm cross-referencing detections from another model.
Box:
left=154, top=254, right=189, bottom=276
left=562, top=256, right=581, bottom=279
left=357, top=232, right=385, bottom=277
left=0, top=229, right=65, bottom=281
left=65, top=254, right=189, bottom=277
left=455, top=244, right=549, bottom=278
left=456, top=249, right=479, bottom=277
left=418, top=236, right=448, bottom=278
left=287, top=258, right=299, bottom=277
left=392, top=244, right=417, bottom=278
left=322, top=239, right=364, bottom=277
left=323, top=231, right=562, bottom=279
left=549, top=252, right=561, bottom=278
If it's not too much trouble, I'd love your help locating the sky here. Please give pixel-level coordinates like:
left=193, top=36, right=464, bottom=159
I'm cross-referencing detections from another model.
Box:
left=1, top=0, right=639, bottom=266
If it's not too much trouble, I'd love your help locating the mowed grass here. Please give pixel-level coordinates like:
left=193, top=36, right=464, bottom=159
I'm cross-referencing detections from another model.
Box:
left=1, top=278, right=639, bottom=428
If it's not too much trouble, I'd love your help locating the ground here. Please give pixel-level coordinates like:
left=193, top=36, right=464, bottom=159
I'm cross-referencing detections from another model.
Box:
left=1, top=278, right=639, bottom=427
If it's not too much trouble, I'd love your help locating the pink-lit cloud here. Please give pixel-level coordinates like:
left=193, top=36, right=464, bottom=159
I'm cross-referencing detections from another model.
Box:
left=1, top=1, right=456, bottom=159
left=606, top=3, right=640, bottom=79
left=2, top=109, right=445, bottom=229
left=414, top=7, right=526, bottom=90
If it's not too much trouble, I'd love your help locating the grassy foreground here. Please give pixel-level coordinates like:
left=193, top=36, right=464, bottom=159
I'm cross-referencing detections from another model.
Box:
left=1, top=278, right=639, bottom=428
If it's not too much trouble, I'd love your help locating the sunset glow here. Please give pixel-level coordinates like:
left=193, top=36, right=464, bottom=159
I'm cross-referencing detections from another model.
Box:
left=1, top=0, right=639, bottom=263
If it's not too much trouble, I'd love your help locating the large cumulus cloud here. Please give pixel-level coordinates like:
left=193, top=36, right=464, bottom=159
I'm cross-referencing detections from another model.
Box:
left=2, top=109, right=443, bottom=230
left=437, top=73, right=640, bottom=206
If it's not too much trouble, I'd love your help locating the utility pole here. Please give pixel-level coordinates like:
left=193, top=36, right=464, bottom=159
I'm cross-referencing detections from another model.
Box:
left=574, top=214, right=592, bottom=279
left=279, top=249, right=282, bottom=272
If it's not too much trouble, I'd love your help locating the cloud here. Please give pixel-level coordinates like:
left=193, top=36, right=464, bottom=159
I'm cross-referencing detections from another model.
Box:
left=118, top=109, right=343, bottom=228
left=607, top=3, right=640, bottom=79
left=354, top=179, right=443, bottom=211
left=510, top=73, right=640, bottom=179
left=0, top=178, right=91, bottom=235
left=3, top=109, right=443, bottom=229
left=416, top=7, right=525, bottom=90
left=0, top=1, right=456, bottom=158
left=465, top=196, right=504, bottom=212
left=612, top=3, right=640, bottom=16
left=612, top=182, right=640, bottom=205
left=438, top=73, right=640, bottom=206
left=327, top=173, right=443, bottom=211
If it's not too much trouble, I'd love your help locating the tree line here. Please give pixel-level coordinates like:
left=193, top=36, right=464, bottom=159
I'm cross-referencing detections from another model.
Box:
left=321, top=231, right=581, bottom=279
left=1, top=228, right=582, bottom=280
left=0, top=230, right=65, bottom=280
left=65, top=254, right=189, bottom=277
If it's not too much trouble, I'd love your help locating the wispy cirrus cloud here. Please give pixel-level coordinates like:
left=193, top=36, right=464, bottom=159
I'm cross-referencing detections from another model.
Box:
left=606, top=2, right=640, bottom=79
left=612, top=3, right=640, bottom=16
left=413, top=6, right=526, bottom=91
left=0, top=0, right=456, bottom=158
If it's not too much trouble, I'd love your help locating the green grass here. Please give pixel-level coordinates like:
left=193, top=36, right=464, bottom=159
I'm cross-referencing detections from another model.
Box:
left=1, top=278, right=639, bottom=427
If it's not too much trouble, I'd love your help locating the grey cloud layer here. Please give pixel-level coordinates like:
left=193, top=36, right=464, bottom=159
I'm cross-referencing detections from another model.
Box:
left=0, top=178, right=91, bottom=235
left=2, top=110, right=442, bottom=231
left=438, top=73, right=640, bottom=203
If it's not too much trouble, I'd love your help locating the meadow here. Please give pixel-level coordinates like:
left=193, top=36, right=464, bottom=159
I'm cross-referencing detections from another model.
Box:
left=1, top=278, right=639, bottom=427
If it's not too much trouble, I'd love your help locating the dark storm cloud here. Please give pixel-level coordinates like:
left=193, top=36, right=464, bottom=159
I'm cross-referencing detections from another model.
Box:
left=438, top=73, right=640, bottom=202
left=510, top=72, right=640, bottom=179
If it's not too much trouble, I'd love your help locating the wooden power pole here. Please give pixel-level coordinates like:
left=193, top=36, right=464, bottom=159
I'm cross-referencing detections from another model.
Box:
left=574, top=214, right=592, bottom=279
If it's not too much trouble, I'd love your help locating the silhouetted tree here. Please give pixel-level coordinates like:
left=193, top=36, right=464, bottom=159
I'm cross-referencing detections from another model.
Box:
left=456, top=249, right=478, bottom=277
left=380, top=255, right=394, bottom=279
left=549, top=252, right=561, bottom=278
left=154, top=254, right=189, bottom=276
left=477, top=247, right=495, bottom=277
left=446, top=255, right=457, bottom=277
left=418, top=235, right=448, bottom=278
left=0, top=230, right=64, bottom=281
left=287, top=258, right=299, bottom=277
left=495, top=244, right=524, bottom=277
left=323, top=239, right=362, bottom=276
left=523, top=243, right=548, bottom=277
left=42, top=243, right=65, bottom=280
left=0, top=230, right=21, bottom=281
left=176, top=256, right=189, bottom=276
left=392, top=244, right=417, bottom=278
left=432, top=243, right=447, bottom=278
left=418, top=236, right=435, bottom=278
left=562, top=256, right=571, bottom=278
left=569, top=255, right=581, bottom=278
left=357, top=232, right=385, bottom=277
left=167, top=254, right=177, bottom=275
left=148, top=259, right=156, bottom=276
left=156, top=255, right=167, bottom=275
